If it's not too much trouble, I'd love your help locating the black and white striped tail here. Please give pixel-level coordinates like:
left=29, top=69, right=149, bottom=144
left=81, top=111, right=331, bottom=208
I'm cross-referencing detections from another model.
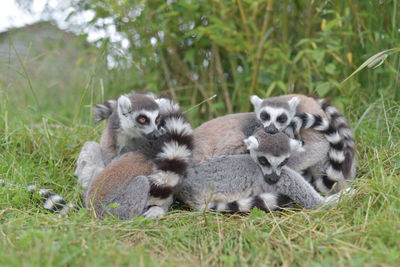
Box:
left=143, top=100, right=194, bottom=218
left=316, top=98, right=355, bottom=176
left=1, top=179, right=75, bottom=215
left=288, top=112, right=348, bottom=191
left=93, top=99, right=117, bottom=123
left=206, top=193, right=292, bottom=213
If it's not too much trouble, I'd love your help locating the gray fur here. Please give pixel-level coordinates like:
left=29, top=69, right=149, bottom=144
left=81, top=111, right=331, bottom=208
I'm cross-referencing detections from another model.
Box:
left=92, top=175, right=150, bottom=220
left=177, top=154, right=325, bottom=210
left=75, top=141, right=106, bottom=192
left=253, top=130, right=291, bottom=157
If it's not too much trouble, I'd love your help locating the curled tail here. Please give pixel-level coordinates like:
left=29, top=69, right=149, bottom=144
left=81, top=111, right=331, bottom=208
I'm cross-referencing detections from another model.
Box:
left=288, top=112, right=348, bottom=192
left=1, top=179, right=75, bottom=215
left=316, top=98, right=356, bottom=179
left=205, top=193, right=291, bottom=213
left=143, top=100, right=194, bottom=218
left=289, top=98, right=355, bottom=192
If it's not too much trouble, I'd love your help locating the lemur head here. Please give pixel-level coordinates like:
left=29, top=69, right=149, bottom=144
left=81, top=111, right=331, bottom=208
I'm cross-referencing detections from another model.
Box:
left=244, top=130, right=304, bottom=184
left=117, top=92, right=163, bottom=140
left=250, top=95, right=299, bottom=134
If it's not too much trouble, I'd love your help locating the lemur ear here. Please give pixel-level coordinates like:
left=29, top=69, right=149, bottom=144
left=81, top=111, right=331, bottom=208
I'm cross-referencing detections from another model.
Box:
left=244, top=136, right=259, bottom=150
left=117, top=95, right=132, bottom=114
left=289, top=138, right=305, bottom=152
left=288, top=97, right=300, bottom=113
left=250, top=95, right=263, bottom=112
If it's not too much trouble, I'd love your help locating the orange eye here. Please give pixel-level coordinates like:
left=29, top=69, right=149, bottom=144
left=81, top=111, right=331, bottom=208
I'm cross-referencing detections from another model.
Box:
left=155, top=117, right=160, bottom=124
left=138, top=117, right=147, bottom=124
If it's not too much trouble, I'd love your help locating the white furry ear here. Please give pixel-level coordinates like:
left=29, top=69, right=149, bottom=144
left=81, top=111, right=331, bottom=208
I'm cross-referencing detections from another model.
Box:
left=250, top=95, right=263, bottom=112
left=244, top=136, right=259, bottom=151
left=117, top=95, right=132, bottom=114
left=289, top=138, right=305, bottom=153
left=288, top=97, right=300, bottom=114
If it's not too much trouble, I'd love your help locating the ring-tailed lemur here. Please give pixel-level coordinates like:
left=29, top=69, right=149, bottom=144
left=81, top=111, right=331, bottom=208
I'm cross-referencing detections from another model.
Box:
left=91, top=91, right=166, bottom=166
left=77, top=91, right=180, bottom=190
left=250, top=95, right=356, bottom=193
left=1, top=179, right=75, bottom=215
left=177, top=130, right=347, bottom=213
left=81, top=94, right=193, bottom=219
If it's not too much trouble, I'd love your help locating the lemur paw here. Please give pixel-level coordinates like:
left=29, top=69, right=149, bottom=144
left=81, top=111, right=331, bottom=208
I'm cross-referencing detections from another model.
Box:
left=142, top=206, right=166, bottom=219
left=323, top=187, right=356, bottom=208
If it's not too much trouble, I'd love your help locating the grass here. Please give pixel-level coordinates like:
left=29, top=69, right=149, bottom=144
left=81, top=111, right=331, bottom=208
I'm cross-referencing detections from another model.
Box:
left=1, top=73, right=400, bottom=266
left=0, top=9, right=400, bottom=265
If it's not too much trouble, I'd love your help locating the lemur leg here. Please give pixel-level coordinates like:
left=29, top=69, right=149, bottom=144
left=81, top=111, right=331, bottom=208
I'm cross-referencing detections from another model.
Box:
left=100, top=175, right=150, bottom=220
left=274, top=167, right=324, bottom=209
left=75, top=141, right=106, bottom=192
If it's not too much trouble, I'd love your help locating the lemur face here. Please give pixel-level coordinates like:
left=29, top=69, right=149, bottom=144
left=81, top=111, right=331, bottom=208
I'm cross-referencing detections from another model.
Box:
left=244, top=131, right=304, bottom=184
left=258, top=107, right=292, bottom=134
left=117, top=94, right=164, bottom=139
left=250, top=95, right=299, bottom=134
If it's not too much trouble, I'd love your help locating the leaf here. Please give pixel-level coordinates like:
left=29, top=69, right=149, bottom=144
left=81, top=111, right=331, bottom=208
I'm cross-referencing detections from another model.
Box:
left=108, top=203, right=120, bottom=208
left=325, top=63, right=336, bottom=75
left=315, top=82, right=331, bottom=97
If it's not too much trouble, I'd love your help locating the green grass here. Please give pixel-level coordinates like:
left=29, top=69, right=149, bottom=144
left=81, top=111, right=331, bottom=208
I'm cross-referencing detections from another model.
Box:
left=1, top=72, right=400, bottom=266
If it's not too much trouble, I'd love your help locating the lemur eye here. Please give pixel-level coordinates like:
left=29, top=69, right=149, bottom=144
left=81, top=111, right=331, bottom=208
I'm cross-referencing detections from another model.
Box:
left=258, top=156, right=271, bottom=167
left=136, top=115, right=148, bottom=124
left=155, top=115, right=160, bottom=124
left=278, top=158, right=289, bottom=167
left=260, top=111, right=270, bottom=121
left=277, top=114, right=288, bottom=124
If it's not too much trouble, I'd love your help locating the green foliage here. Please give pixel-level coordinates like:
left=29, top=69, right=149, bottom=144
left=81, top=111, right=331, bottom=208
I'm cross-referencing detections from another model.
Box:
left=68, top=0, right=399, bottom=120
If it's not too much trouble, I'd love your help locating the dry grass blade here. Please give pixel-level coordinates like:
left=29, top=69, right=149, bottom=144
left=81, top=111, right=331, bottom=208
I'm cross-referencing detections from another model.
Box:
left=342, top=48, right=400, bottom=83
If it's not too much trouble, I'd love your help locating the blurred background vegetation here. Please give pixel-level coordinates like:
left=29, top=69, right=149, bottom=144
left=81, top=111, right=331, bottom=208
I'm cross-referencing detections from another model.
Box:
left=1, top=0, right=399, bottom=125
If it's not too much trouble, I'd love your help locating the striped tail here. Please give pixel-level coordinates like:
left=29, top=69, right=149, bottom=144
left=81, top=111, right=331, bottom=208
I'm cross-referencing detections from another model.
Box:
left=288, top=112, right=349, bottom=192
left=316, top=98, right=356, bottom=179
left=205, top=193, right=292, bottom=213
left=1, top=179, right=75, bottom=215
left=142, top=100, right=194, bottom=218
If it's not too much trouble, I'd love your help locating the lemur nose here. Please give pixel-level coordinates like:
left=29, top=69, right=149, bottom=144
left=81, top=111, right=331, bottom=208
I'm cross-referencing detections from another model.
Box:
left=146, top=130, right=161, bottom=140
left=264, top=172, right=280, bottom=184
left=264, top=125, right=278, bottom=134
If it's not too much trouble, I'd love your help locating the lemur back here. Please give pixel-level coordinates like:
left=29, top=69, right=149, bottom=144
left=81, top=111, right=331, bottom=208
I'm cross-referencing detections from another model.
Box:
left=178, top=130, right=328, bottom=213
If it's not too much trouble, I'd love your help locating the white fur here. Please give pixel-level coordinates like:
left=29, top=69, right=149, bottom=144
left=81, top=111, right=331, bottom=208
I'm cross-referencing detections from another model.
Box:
left=164, top=117, right=193, bottom=136
left=326, top=166, right=345, bottom=181
left=117, top=95, right=132, bottom=114
left=244, top=136, right=259, bottom=150
left=237, top=197, right=253, bottom=212
left=27, top=184, right=37, bottom=192
left=250, top=95, right=263, bottom=112
left=43, top=195, right=63, bottom=210
left=259, top=193, right=278, bottom=210
left=328, top=149, right=345, bottom=162
left=148, top=171, right=180, bottom=187
left=313, top=119, right=330, bottom=131
left=288, top=97, right=300, bottom=114
left=142, top=206, right=166, bottom=218
left=325, top=132, right=342, bottom=144
left=289, top=139, right=305, bottom=152
left=304, top=113, right=315, bottom=128
left=158, top=141, right=191, bottom=162
left=155, top=98, right=180, bottom=114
